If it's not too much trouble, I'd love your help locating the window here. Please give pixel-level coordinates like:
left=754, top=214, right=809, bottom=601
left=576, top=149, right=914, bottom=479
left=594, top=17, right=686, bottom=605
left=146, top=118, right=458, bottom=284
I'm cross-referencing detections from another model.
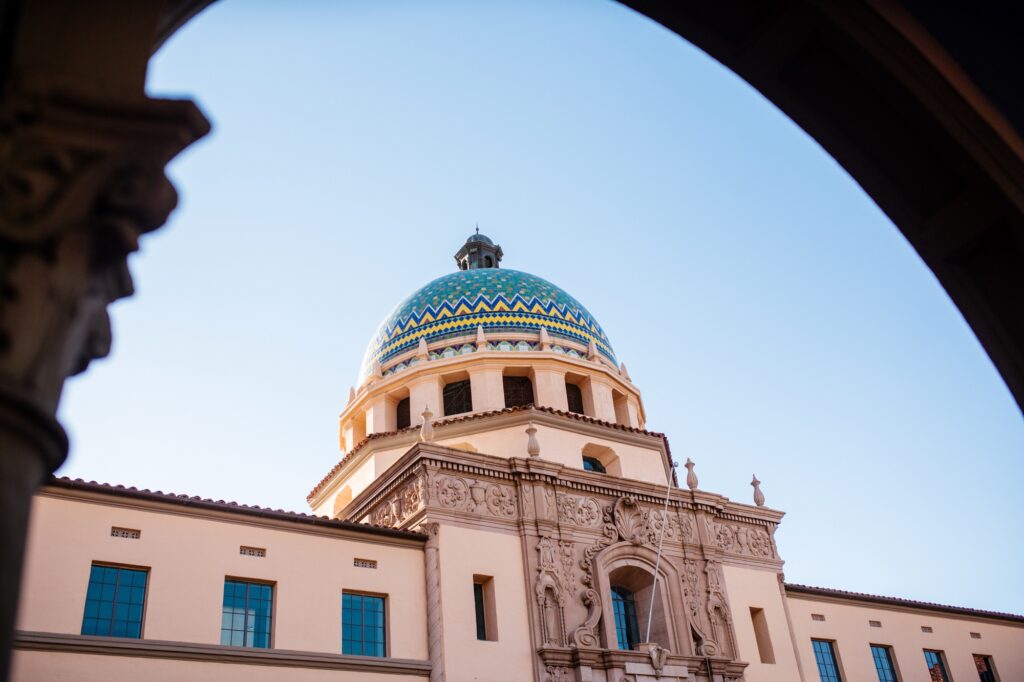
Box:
left=974, top=654, right=997, bottom=682
left=342, top=592, right=385, bottom=656
left=749, top=607, right=775, bottom=664
left=871, top=645, right=898, bottom=682
left=566, top=382, right=585, bottom=414
left=472, top=575, right=497, bottom=641
left=502, top=375, right=534, bottom=408
left=396, top=397, right=410, bottom=430
left=583, top=456, right=606, bottom=473
left=81, top=564, right=147, bottom=638
left=924, top=650, right=950, bottom=682
left=812, top=639, right=842, bottom=682
left=611, top=586, right=640, bottom=650
left=221, top=579, right=272, bottom=648
left=443, top=379, right=472, bottom=415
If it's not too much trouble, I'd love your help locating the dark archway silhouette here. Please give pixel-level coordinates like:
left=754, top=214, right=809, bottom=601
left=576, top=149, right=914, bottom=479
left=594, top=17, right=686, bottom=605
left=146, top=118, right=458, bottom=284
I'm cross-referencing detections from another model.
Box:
left=0, top=0, right=1021, bottom=677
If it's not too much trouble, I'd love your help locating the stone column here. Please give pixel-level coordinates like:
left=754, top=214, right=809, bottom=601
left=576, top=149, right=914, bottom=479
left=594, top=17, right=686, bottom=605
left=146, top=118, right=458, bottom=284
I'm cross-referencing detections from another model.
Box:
left=0, top=21, right=209, bottom=674
left=532, top=368, right=568, bottom=411
left=468, top=366, right=504, bottom=412
left=419, top=522, right=445, bottom=682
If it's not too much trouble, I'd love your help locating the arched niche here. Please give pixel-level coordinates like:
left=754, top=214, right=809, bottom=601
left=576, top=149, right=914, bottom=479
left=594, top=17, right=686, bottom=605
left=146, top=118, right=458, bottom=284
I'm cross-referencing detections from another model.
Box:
left=592, top=543, right=688, bottom=654
left=582, top=443, right=622, bottom=477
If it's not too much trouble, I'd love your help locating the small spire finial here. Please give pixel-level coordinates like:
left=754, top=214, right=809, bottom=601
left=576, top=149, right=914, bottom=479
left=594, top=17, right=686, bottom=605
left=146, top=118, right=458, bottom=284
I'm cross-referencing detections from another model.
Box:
left=684, top=458, right=698, bottom=490
left=475, top=224, right=479, bottom=235
left=751, top=475, right=765, bottom=507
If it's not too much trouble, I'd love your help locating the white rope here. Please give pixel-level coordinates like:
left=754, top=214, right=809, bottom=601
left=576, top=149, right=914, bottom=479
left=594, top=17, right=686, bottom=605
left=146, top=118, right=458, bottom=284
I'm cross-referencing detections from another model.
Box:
left=644, top=460, right=675, bottom=644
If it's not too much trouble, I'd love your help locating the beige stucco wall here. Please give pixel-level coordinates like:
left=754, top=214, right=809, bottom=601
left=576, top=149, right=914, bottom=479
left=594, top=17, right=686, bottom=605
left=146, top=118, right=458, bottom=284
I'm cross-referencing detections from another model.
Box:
left=437, top=523, right=535, bottom=682
left=787, top=591, right=1024, bottom=682
left=16, top=493, right=428, bottom=659
left=722, top=564, right=802, bottom=682
left=12, top=651, right=427, bottom=682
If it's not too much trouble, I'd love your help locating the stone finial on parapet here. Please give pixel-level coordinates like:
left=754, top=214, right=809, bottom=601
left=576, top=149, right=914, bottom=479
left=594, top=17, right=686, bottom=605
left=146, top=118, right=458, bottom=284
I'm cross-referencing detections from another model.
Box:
left=419, top=406, right=434, bottom=443
left=526, top=421, right=540, bottom=457
left=684, top=458, right=698, bottom=490
left=416, top=338, right=429, bottom=361
left=539, top=327, right=552, bottom=351
left=619, top=362, right=631, bottom=381
left=587, top=339, right=600, bottom=362
left=371, top=359, right=383, bottom=380
left=348, top=386, right=356, bottom=404
left=751, top=475, right=765, bottom=507
left=476, top=325, right=487, bottom=347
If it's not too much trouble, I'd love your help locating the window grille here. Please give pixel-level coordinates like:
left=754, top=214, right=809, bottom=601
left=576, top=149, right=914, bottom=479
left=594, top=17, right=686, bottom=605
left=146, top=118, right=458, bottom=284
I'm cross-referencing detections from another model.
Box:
left=970, top=632, right=982, bottom=639
left=443, top=379, right=472, bottom=416
left=110, top=527, right=141, bottom=539
left=921, top=626, right=933, bottom=633
left=353, top=558, right=377, bottom=569
left=239, top=546, right=266, bottom=558
left=869, top=620, right=882, bottom=628
left=502, top=376, right=534, bottom=408
left=811, top=613, right=826, bottom=621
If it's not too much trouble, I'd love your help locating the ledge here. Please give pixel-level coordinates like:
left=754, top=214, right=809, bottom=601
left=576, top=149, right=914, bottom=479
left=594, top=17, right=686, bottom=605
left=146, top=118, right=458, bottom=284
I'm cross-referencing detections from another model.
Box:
left=14, top=631, right=432, bottom=676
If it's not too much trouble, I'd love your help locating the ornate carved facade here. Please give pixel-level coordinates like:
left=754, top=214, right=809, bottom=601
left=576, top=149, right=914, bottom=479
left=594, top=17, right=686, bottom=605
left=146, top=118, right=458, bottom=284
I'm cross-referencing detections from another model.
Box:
left=347, top=439, right=783, bottom=682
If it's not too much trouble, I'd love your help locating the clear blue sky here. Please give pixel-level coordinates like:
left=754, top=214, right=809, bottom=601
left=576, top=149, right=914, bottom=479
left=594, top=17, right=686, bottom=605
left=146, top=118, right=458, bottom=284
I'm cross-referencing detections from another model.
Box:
left=57, top=0, right=1023, bottom=614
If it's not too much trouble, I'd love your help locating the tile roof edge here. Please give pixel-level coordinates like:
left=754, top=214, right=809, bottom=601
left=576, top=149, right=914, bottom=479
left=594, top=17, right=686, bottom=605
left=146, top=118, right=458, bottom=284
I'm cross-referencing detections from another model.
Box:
left=783, top=583, right=1024, bottom=623
left=307, top=404, right=670, bottom=501
left=44, top=477, right=426, bottom=542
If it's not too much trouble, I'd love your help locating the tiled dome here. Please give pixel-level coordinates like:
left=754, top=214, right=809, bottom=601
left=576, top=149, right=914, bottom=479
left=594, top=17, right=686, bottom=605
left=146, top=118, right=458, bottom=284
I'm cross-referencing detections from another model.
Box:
left=359, top=268, right=616, bottom=380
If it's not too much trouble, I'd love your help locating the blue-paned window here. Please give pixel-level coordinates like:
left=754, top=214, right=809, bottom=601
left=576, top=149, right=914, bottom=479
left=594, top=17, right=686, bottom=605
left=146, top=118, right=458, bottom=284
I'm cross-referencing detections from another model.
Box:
left=924, top=650, right=950, bottom=682
left=342, top=592, right=386, bottom=656
left=583, top=456, right=606, bottom=473
left=871, top=645, right=898, bottom=682
left=81, top=564, right=148, bottom=638
left=220, top=579, right=273, bottom=648
left=812, top=639, right=842, bottom=682
left=610, top=586, right=640, bottom=650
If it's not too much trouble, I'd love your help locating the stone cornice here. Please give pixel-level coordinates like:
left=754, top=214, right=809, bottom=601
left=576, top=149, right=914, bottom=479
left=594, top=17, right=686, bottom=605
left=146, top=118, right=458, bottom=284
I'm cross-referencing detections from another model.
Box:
left=309, top=406, right=671, bottom=508
left=784, top=584, right=1024, bottom=626
left=40, top=478, right=426, bottom=549
left=13, top=631, right=431, bottom=675
left=343, top=346, right=640, bottom=425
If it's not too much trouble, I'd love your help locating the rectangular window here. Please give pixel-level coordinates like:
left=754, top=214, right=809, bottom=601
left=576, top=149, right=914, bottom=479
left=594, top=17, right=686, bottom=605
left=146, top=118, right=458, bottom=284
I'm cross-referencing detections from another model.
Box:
left=565, top=382, right=585, bottom=415
left=871, top=645, right=899, bottom=682
left=442, top=379, right=472, bottom=416
left=220, top=579, right=273, bottom=648
left=342, top=592, right=385, bottom=656
left=503, top=375, right=534, bottom=408
left=924, top=650, right=950, bottom=682
left=812, top=639, right=842, bottom=682
left=749, top=607, right=775, bottom=664
left=473, top=575, right=497, bottom=641
left=81, top=564, right=148, bottom=638
left=396, top=397, right=410, bottom=430
left=974, top=654, right=997, bottom=682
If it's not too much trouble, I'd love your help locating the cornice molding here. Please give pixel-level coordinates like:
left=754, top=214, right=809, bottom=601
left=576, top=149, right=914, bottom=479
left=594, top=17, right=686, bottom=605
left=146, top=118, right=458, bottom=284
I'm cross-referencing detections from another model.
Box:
left=13, top=631, right=432, bottom=675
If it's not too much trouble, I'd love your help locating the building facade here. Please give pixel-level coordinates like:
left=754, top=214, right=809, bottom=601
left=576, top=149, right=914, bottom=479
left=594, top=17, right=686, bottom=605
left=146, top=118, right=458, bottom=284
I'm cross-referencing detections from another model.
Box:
left=13, top=234, right=1024, bottom=681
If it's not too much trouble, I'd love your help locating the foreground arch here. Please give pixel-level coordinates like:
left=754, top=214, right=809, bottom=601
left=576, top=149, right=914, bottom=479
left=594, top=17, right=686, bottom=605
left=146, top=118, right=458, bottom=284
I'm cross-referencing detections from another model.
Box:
left=0, top=0, right=1021, bottom=677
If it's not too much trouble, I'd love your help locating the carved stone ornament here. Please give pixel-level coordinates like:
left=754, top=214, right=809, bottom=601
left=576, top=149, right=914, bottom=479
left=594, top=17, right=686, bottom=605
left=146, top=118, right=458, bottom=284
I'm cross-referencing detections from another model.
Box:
left=0, top=92, right=208, bottom=429
left=556, top=493, right=602, bottom=528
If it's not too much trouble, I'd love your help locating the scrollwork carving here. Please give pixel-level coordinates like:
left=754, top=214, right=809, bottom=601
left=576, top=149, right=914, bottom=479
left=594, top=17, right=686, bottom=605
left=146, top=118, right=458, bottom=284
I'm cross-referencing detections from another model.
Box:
left=556, top=493, right=602, bottom=527
left=485, top=484, right=517, bottom=517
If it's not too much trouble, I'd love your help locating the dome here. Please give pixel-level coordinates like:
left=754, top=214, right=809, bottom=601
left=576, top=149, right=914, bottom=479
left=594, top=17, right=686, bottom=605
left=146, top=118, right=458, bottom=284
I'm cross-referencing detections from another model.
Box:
left=359, top=268, right=616, bottom=381
left=466, top=232, right=493, bottom=245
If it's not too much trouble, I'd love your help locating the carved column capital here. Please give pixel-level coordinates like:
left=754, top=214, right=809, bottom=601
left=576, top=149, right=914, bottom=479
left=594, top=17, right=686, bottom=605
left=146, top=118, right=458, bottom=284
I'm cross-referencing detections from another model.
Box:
left=0, top=89, right=209, bottom=451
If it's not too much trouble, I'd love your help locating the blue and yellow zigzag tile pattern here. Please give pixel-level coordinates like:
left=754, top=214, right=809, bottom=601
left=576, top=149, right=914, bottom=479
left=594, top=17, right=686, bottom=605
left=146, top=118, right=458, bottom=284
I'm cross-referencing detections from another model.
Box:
left=359, top=269, right=616, bottom=380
